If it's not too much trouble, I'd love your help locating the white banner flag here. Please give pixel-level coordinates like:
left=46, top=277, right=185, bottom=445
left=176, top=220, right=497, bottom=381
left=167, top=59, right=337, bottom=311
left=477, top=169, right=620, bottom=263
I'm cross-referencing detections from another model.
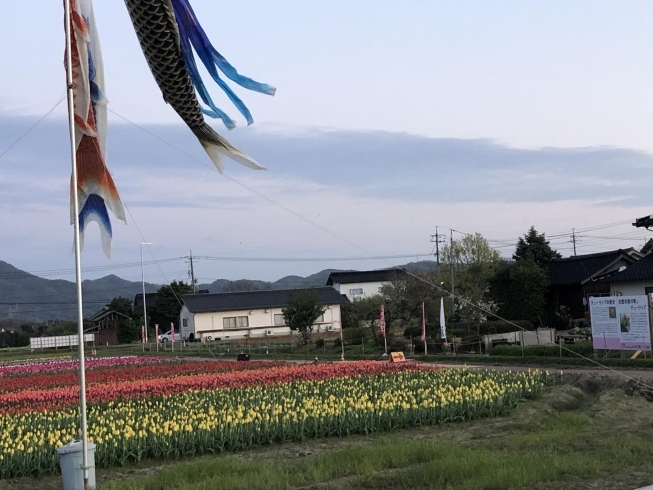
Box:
left=440, top=297, right=447, bottom=340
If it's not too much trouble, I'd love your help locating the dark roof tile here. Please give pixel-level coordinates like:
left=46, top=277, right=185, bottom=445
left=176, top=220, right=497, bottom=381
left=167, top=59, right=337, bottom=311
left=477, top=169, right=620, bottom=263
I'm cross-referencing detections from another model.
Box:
left=326, top=268, right=406, bottom=286
left=546, top=250, right=633, bottom=286
left=606, top=253, right=653, bottom=283
left=182, top=287, right=349, bottom=313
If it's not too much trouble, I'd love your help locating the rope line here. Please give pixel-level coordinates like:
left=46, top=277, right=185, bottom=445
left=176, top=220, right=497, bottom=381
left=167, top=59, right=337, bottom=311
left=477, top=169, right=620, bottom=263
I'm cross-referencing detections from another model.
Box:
left=107, top=108, right=653, bottom=390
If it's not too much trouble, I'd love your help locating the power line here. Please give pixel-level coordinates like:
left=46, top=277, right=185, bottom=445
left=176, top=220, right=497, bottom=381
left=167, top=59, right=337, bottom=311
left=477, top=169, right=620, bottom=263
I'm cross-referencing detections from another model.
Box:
left=0, top=257, right=185, bottom=280
left=0, top=94, right=66, bottom=165
left=195, top=253, right=432, bottom=263
left=102, top=108, right=653, bottom=387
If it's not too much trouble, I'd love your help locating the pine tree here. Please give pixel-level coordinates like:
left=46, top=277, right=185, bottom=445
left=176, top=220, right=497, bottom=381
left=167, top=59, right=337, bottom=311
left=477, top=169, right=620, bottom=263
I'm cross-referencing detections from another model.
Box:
left=513, top=226, right=561, bottom=266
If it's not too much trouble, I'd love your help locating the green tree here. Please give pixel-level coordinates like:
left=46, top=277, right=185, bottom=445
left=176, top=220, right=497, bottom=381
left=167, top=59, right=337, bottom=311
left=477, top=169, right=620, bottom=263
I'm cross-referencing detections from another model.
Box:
left=0, top=331, right=29, bottom=348
left=282, top=290, right=325, bottom=344
left=106, top=297, right=133, bottom=318
left=149, top=280, right=194, bottom=329
left=341, top=296, right=384, bottom=329
left=441, top=233, right=501, bottom=281
left=513, top=226, right=561, bottom=266
left=489, top=260, right=547, bottom=324
left=441, top=233, right=501, bottom=325
left=379, top=271, right=441, bottom=323
left=117, top=318, right=141, bottom=344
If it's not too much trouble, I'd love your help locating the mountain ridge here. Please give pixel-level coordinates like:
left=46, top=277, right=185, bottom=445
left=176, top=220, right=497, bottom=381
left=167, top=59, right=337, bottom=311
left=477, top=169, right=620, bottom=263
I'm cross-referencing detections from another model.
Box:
left=0, top=260, right=437, bottom=322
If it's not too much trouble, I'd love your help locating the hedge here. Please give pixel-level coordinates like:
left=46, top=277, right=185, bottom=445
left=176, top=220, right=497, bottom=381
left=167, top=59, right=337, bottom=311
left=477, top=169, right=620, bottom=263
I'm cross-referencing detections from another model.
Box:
left=490, top=343, right=594, bottom=358
left=425, top=354, right=653, bottom=368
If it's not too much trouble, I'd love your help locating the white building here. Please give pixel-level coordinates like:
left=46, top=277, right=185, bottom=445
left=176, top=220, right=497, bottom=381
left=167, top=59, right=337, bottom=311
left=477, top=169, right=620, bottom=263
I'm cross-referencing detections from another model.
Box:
left=606, top=252, right=653, bottom=297
left=326, top=268, right=406, bottom=301
left=179, top=287, right=348, bottom=341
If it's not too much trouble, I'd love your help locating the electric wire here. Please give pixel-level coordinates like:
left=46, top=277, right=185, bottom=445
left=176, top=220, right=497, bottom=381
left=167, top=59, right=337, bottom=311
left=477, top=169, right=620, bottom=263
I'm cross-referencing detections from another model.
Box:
left=103, top=108, right=653, bottom=390
left=0, top=94, right=66, bottom=165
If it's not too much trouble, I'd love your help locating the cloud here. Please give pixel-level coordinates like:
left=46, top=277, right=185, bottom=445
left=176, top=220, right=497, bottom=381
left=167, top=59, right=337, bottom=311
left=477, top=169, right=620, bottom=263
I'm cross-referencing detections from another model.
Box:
left=0, top=113, right=652, bottom=282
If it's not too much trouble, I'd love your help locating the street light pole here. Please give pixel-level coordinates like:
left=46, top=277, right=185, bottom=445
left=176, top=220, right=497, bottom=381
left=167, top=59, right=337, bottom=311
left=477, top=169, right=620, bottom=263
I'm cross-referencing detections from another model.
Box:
left=140, top=242, right=153, bottom=343
left=338, top=321, right=345, bottom=360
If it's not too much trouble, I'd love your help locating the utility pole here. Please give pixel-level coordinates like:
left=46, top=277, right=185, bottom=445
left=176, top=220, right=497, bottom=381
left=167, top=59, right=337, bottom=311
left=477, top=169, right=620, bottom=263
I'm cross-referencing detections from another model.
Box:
left=568, top=229, right=584, bottom=256
left=188, top=250, right=197, bottom=293
left=430, top=226, right=446, bottom=265
left=140, top=242, right=153, bottom=343
left=450, top=229, right=455, bottom=317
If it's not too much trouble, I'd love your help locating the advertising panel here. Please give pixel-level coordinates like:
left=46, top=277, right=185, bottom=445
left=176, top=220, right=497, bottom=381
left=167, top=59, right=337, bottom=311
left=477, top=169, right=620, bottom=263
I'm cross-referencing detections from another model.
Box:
left=589, top=296, right=651, bottom=350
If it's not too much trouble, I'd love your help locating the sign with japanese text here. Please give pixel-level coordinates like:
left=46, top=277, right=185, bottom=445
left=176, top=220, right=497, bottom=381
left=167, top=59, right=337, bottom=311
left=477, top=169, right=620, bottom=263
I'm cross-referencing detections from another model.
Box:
left=589, top=296, right=651, bottom=351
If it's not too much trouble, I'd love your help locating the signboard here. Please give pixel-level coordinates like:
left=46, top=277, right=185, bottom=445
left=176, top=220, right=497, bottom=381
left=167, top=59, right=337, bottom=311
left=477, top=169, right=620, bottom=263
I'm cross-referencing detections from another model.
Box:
left=589, top=296, right=651, bottom=350
left=389, top=351, right=406, bottom=363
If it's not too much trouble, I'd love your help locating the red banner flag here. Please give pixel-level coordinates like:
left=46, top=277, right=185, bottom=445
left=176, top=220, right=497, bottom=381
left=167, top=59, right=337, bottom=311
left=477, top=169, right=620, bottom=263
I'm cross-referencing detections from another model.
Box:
left=421, top=302, right=426, bottom=342
left=155, top=324, right=159, bottom=344
left=170, top=322, right=175, bottom=343
left=379, top=305, right=386, bottom=338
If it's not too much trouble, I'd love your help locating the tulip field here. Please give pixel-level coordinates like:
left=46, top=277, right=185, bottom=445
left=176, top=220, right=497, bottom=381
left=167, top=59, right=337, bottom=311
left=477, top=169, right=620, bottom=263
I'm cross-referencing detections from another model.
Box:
left=0, top=356, right=555, bottom=478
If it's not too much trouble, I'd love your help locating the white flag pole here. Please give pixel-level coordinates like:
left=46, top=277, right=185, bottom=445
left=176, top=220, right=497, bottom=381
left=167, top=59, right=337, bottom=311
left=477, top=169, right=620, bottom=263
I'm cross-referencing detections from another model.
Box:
left=422, top=302, right=427, bottom=356
left=63, top=1, right=90, bottom=487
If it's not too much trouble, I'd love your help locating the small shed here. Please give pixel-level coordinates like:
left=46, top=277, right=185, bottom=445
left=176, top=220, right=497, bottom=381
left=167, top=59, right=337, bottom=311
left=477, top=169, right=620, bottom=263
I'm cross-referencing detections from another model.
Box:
left=87, top=309, right=130, bottom=346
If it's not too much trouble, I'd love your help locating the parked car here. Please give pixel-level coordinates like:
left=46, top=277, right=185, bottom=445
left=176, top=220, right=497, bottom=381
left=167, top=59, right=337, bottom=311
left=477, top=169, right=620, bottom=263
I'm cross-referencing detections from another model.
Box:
left=157, top=331, right=181, bottom=343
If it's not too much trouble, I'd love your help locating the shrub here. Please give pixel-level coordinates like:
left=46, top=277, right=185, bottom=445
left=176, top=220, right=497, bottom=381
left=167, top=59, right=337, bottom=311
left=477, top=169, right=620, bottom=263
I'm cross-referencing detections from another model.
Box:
left=315, top=338, right=325, bottom=348
left=0, top=331, right=29, bottom=348
left=344, top=326, right=373, bottom=344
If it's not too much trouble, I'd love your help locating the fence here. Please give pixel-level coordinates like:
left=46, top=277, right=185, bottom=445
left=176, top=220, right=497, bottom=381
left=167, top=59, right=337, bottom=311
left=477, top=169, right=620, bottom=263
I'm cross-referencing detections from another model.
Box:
left=30, top=334, right=95, bottom=351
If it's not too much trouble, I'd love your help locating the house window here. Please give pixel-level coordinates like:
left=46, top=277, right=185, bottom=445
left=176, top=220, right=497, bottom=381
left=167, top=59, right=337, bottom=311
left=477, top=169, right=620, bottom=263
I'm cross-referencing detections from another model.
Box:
left=182, top=318, right=188, bottom=327
left=224, top=316, right=249, bottom=329
left=274, top=314, right=286, bottom=325
left=349, top=288, right=363, bottom=296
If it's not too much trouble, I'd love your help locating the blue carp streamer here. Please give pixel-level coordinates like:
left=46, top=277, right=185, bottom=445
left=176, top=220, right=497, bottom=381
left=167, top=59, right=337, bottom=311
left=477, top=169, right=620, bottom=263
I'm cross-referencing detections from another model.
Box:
left=171, top=0, right=276, bottom=129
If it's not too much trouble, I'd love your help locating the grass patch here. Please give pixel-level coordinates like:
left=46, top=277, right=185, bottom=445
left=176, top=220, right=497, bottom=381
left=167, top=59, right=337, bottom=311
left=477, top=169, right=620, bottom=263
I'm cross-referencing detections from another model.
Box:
left=100, top=401, right=653, bottom=490
left=425, top=354, right=653, bottom=368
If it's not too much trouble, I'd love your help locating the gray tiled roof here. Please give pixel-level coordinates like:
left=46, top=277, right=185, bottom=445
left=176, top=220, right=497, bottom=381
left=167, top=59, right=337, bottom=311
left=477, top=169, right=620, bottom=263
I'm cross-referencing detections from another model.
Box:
left=546, top=250, right=633, bottom=286
left=326, top=268, right=406, bottom=286
left=181, top=287, right=349, bottom=313
left=606, top=252, right=653, bottom=283
left=134, top=293, right=157, bottom=308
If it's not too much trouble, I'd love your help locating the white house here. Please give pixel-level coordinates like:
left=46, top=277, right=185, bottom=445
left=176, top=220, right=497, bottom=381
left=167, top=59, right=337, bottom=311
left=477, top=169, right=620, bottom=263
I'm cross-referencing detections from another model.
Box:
left=606, top=252, right=653, bottom=297
left=326, top=268, right=406, bottom=301
left=179, top=287, right=348, bottom=341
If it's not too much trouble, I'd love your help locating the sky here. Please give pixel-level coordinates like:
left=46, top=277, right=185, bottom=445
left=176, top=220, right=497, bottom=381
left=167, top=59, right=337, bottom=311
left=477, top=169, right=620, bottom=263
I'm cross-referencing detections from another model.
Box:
left=1, top=1, right=653, bottom=285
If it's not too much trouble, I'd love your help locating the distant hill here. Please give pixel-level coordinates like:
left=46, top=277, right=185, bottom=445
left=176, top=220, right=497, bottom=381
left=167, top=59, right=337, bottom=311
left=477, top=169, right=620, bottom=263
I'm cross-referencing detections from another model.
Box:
left=0, top=260, right=437, bottom=322
left=0, top=261, right=159, bottom=322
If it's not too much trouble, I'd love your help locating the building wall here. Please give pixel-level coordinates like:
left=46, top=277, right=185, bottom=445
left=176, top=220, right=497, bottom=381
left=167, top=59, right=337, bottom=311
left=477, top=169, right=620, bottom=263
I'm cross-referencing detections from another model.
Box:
left=333, top=281, right=387, bottom=300
left=484, top=329, right=555, bottom=352
left=180, top=304, right=342, bottom=340
left=93, top=312, right=124, bottom=346
left=610, top=281, right=653, bottom=297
